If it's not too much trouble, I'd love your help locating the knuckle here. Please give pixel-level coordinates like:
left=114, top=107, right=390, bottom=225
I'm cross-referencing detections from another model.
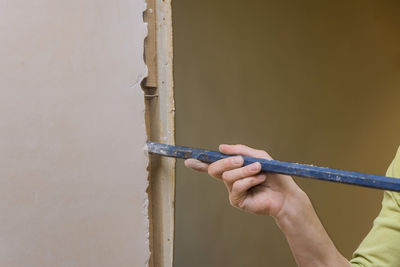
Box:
left=237, top=200, right=246, bottom=210
left=221, top=171, right=230, bottom=181
left=237, top=144, right=246, bottom=150
left=229, top=195, right=238, bottom=207
left=250, top=177, right=258, bottom=185
left=231, top=144, right=242, bottom=152
left=256, top=173, right=265, bottom=180
left=245, top=163, right=260, bottom=175
left=256, top=149, right=271, bottom=159
left=222, top=158, right=231, bottom=168
left=231, top=181, right=243, bottom=194
left=240, top=168, right=250, bottom=178
left=244, top=165, right=255, bottom=175
left=208, top=165, right=217, bottom=177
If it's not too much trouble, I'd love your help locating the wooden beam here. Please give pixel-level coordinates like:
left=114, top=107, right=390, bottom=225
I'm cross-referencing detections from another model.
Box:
left=143, top=0, right=175, bottom=266
left=143, top=0, right=158, bottom=88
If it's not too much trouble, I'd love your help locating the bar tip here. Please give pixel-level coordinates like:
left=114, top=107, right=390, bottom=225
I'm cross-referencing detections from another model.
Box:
left=143, top=142, right=149, bottom=156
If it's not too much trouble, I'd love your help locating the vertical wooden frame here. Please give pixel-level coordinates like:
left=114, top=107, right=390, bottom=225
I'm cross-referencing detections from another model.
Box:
left=143, top=0, right=175, bottom=266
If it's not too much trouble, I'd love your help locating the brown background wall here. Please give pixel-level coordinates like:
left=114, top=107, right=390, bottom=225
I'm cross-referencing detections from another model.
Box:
left=173, top=0, right=400, bottom=266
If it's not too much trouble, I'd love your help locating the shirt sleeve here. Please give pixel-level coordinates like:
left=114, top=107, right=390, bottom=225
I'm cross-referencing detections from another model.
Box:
left=350, top=147, right=400, bottom=267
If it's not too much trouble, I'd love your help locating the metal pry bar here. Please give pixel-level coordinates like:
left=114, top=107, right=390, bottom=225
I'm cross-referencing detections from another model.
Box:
left=147, top=141, right=400, bottom=192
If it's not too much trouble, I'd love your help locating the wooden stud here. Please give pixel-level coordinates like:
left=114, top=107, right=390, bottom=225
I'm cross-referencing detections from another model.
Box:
left=143, top=0, right=175, bottom=266
left=143, top=0, right=158, bottom=88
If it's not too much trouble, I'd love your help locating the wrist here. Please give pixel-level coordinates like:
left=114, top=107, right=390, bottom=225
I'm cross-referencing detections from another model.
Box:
left=274, top=188, right=313, bottom=233
left=271, top=187, right=349, bottom=267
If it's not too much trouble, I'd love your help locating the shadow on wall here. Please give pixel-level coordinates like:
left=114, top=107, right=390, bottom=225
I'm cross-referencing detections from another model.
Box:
left=173, top=0, right=400, bottom=266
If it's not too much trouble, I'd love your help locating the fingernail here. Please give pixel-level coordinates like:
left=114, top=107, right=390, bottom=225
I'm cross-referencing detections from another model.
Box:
left=232, top=156, right=242, bottom=165
left=250, top=162, right=261, bottom=171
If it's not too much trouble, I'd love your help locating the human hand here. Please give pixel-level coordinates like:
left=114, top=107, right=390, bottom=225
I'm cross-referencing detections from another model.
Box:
left=185, top=144, right=302, bottom=218
left=186, top=144, right=350, bottom=266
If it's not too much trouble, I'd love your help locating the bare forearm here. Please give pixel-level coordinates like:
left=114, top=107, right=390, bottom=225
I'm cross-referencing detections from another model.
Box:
left=275, top=189, right=350, bottom=267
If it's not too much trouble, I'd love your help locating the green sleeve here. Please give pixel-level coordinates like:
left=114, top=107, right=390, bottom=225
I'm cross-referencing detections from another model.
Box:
left=350, top=147, right=400, bottom=266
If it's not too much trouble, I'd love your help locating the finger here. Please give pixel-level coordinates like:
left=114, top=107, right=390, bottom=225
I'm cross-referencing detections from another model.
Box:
left=207, top=156, right=243, bottom=179
left=229, top=175, right=266, bottom=207
left=222, top=162, right=262, bottom=190
left=219, top=144, right=272, bottom=159
left=184, top=159, right=209, bottom=172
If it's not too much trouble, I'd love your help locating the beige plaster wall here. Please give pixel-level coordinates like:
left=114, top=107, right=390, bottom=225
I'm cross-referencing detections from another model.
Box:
left=173, top=0, right=400, bottom=266
left=0, top=1, right=149, bottom=266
